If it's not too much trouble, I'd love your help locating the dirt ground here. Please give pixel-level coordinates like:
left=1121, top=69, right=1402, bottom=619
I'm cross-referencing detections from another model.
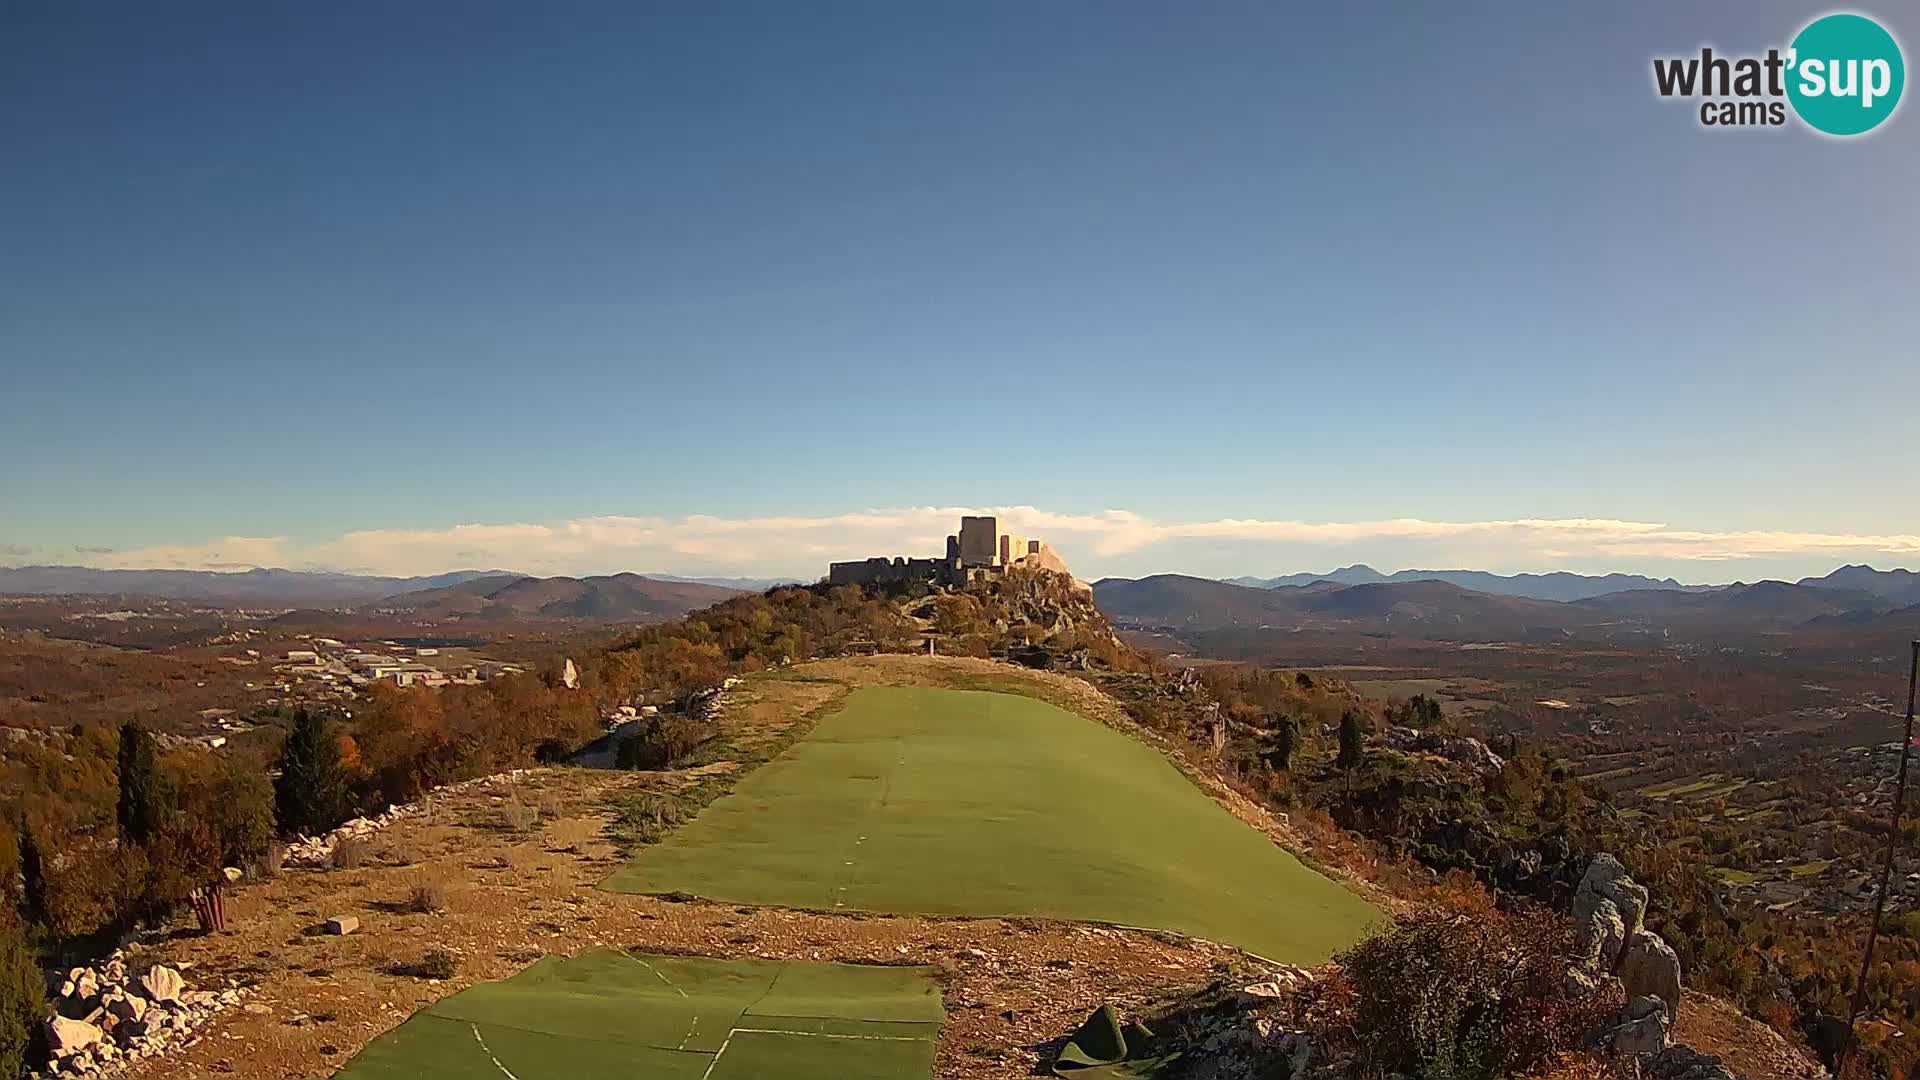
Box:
left=106, top=655, right=1819, bottom=1080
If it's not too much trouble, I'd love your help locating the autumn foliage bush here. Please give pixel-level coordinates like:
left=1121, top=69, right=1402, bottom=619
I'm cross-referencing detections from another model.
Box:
left=1320, top=907, right=1615, bottom=1080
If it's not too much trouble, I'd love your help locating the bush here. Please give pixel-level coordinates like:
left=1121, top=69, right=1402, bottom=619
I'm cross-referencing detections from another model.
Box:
left=615, top=716, right=714, bottom=771
left=1327, top=908, right=1614, bottom=1080
left=500, top=794, right=537, bottom=833
left=0, top=913, right=43, bottom=1079
left=407, top=877, right=449, bottom=914
left=395, top=948, right=458, bottom=980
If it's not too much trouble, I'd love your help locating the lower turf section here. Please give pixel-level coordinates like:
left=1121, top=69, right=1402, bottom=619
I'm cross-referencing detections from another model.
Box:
left=333, top=952, right=943, bottom=1080
left=604, top=686, right=1379, bottom=963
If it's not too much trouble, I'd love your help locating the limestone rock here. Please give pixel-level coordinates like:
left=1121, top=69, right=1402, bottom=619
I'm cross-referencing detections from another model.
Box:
left=324, top=914, right=360, bottom=935
left=140, top=965, right=185, bottom=1004
left=1574, top=854, right=1648, bottom=962
left=1620, top=930, right=1683, bottom=1020
left=1576, top=897, right=1627, bottom=974
left=46, top=1015, right=103, bottom=1054
left=1612, top=1004, right=1671, bottom=1056
left=106, top=993, right=147, bottom=1023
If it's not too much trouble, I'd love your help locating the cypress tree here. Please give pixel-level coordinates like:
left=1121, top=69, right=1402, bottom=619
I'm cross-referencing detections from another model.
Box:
left=116, top=721, right=171, bottom=846
left=1337, top=710, right=1366, bottom=798
left=275, top=708, right=351, bottom=837
left=15, top=821, right=44, bottom=929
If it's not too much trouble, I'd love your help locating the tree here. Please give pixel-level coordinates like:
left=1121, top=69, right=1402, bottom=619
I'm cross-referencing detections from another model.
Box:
left=0, top=912, right=45, bottom=1080
left=275, top=708, right=352, bottom=837
left=14, top=821, right=43, bottom=929
left=1337, top=709, right=1366, bottom=798
left=1266, top=717, right=1299, bottom=773
left=116, top=721, right=172, bottom=846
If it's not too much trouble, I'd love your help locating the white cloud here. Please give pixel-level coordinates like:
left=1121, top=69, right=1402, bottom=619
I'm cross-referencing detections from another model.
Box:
left=9, top=506, right=1919, bottom=580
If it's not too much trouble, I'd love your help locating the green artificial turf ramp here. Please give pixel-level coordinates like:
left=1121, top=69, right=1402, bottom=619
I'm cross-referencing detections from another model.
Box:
left=332, top=951, right=943, bottom=1080
left=605, top=686, right=1379, bottom=963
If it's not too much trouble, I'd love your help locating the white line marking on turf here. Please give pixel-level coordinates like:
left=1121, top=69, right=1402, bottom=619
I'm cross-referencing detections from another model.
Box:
left=701, top=1024, right=933, bottom=1079
left=470, top=1024, right=523, bottom=1080
left=731, top=1027, right=928, bottom=1041
left=623, top=952, right=702, bottom=1048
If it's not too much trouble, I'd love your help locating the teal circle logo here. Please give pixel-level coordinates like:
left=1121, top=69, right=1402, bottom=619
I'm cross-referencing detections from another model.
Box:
left=1787, top=13, right=1905, bottom=135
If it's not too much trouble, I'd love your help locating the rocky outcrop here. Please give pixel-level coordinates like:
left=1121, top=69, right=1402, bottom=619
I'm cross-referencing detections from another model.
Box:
left=1620, top=930, right=1684, bottom=1020
left=1609, top=995, right=1672, bottom=1055
left=1573, top=854, right=1649, bottom=970
left=1380, top=726, right=1506, bottom=775
left=1570, top=853, right=1688, bottom=1067
left=36, top=951, right=252, bottom=1078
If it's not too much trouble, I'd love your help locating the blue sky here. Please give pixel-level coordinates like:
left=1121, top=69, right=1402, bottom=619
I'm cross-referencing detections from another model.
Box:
left=3, top=2, right=1916, bottom=582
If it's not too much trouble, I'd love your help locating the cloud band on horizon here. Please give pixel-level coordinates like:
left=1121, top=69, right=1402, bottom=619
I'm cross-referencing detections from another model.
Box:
left=6, top=507, right=1920, bottom=580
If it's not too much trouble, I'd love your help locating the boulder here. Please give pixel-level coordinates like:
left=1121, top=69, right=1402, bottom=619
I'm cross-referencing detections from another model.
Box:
left=324, top=914, right=360, bottom=936
left=1620, top=930, right=1683, bottom=1020
left=1574, top=854, right=1648, bottom=959
left=139, top=964, right=185, bottom=1004
left=46, top=1015, right=103, bottom=1054
left=106, top=993, right=148, bottom=1023
left=1611, top=1007, right=1670, bottom=1056
left=1576, top=897, right=1627, bottom=974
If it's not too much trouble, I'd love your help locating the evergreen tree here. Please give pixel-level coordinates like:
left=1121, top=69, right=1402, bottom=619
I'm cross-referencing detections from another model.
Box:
left=1266, top=717, right=1298, bottom=773
left=0, top=912, right=44, bottom=1080
left=1337, top=709, right=1366, bottom=798
left=275, top=708, right=351, bottom=837
left=116, top=721, right=171, bottom=846
left=14, top=821, right=43, bottom=929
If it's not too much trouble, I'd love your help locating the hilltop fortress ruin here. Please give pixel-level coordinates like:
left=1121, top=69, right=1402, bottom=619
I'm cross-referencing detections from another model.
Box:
left=829, top=515, right=1075, bottom=587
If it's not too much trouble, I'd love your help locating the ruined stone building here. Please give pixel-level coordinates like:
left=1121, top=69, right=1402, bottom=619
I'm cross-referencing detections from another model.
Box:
left=828, top=515, right=1073, bottom=587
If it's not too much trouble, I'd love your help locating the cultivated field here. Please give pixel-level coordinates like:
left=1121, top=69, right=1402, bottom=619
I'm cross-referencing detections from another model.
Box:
left=606, top=685, right=1379, bottom=964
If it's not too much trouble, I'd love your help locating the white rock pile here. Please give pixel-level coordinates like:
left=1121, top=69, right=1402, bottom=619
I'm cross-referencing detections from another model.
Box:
left=36, top=954, right=249, bottom=1078
left=283, top=768, right=534, bottom=867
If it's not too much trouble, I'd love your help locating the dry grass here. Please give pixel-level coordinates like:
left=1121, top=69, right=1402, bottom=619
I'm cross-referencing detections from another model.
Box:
left=406, top=875, right=450, bottom=914
left=500, top=792, right=538, bottom=833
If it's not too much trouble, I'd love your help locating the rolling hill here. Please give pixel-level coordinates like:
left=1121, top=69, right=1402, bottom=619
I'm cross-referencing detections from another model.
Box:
left=373, top=572, right=741, bottom=620
left=0, top=565, right=509, bottom=605
left=1098, top=572, right=1907, bottom=642
left=1228, top=564, right=1699, bottom=602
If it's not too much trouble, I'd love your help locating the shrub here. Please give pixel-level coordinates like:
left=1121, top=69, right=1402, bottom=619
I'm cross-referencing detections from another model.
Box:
left=1328, top=908, right=1614, bottom=1080
left=396, top=948, right=458, bottom=980
left=407, top=877, right=449, bottom=914
left=615, top=717, right=714, bottom=771
left=611, top=791, right=687, bottom=847
left=500, top=794, right=537, bottom=833
left=0, top=913, right=44, bottom=1079
left=210, top=759, right=277, bottom=868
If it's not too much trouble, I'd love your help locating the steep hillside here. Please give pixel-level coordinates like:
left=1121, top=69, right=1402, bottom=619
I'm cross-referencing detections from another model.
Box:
left=376, top=572, right=740, bottom=620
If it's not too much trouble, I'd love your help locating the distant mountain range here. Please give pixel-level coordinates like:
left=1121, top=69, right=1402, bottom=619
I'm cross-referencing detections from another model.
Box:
left=0, top=565, right=511, bottom=605
left=371, top=573, right=740, bottom=621
left=1224, top=564, right=1700, bottom=602
left=1095, top=567, right=1919, bottom=643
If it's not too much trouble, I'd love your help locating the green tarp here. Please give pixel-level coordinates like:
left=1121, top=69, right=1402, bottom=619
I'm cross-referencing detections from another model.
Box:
left=1052, top=1004, right=1175, bottom=1078
left=333, top=951, right=944, bottom=1080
